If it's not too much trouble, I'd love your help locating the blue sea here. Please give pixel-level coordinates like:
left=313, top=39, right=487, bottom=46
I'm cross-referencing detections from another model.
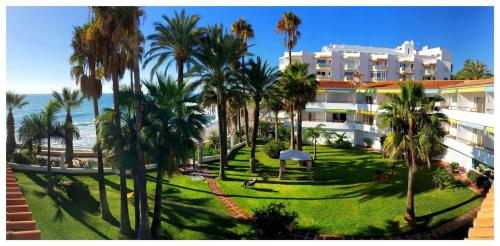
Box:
left=13, top=94, right=114, bottom=150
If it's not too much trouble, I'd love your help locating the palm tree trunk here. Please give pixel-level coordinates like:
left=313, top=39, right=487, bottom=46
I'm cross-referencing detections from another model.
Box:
left=65, top=112, right=74, bottom=168
left=151, top=164, right=165, bottom=239
left=177, top=60, right=184, bottom=86
left=288, top=49, right=292, bottom=66
left=216, top=87, right=227, bottom=180
left=113, top=73, right=132, bottom=235
left=93, top=97, right=112, bottom=219
left=250, top=98, right=261, bottom=173
left=244, top=103, right=250, bottom=146
left=296, top=106, right=303, bottom=151
left=289, top=104, right=295, bottom=149
left=237, top=108, right=241, bottom=133
left=313, top=140, right=317, bottom=160
left=274, top=112, right=279, bottom=141
left=47, top=135, right=53, bottom=195
left=6, top=111, right=16, bottom=160
left=404, top=165, right=416, bottom=223
left=133, top=167, right=140, bottom=231
left=133, top=61, right=151, bottom=239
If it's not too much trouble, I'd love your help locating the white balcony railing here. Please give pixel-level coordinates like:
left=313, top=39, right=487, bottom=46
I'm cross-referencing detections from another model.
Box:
left=344, top=64, right=359, bottom=70
left=371, top=65, right=387, bottom=71
left=399, top=67, right=414, bottom=74
left=424, top=69, right=436, bottom=76
left=316, top=63, right=331, bottom=69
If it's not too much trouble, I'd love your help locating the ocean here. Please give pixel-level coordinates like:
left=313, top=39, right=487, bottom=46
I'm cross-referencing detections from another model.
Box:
left=13, top=94, right=114, bottom=150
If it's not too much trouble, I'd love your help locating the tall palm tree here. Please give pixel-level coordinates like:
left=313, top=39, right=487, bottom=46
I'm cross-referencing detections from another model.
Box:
left=52, top=87, right=83, bottom=168
left=70, top=23, right=112, bottom=220
left=263, top=97, right=285, bottom=141
left=142, top=75, right=208, bottom=238
left=240, top=57, right=279, bottom=172
left=6, top=91, right=28, bottom=160
left=144, top=9, right=202, bottom=85
left=276, top=12, right=301, bottom=65
left=378, top=81, right=447, bottom=223
left=89, top=6, right=132, bottom=235
left=193, top=24, right=243, bottom=180
left=456, top=59, right=493, bottom=80
left=232, top=18, right=255, bottom=147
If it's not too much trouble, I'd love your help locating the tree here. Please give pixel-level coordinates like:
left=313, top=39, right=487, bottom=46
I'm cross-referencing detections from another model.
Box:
left=193, top=24, right=244, bottom=180
left=454, top=59, right=493, bottom=80
left=378, top=81, right=448, bottom=223
left=231, top=18, right=255, bottom=147
left=70, top=23, right=112, bottom=220
left=240, top=57, right=279, bottom=172
left=304, top=124, right=325, bottom=160
left=52, top=87, right=84, bottom=168
left=6, top=91, right=28, bottom=160
left=280, top=62, right=318, bottom=151
left=18, top=113, right=45, bottom=159
left=263, top=97, right=285, bottom=141
left=144, top=9, right=202, bottom=85
left=276, top=12, right=301, bottom=66
left=142, top=75, right=208, bottom=238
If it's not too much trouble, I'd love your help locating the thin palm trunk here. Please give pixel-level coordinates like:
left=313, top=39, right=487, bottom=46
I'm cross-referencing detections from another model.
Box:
left=65, top=113, right=74, bottom=168
left=93, top=97, right=112, bottom=219
left=244, top=104, right=250, bottom=146
left=296, top=106, right=303, bottom=151
left=217, top=87, right=227, bottom=180
left=177, top=60, right=184, bottom=86
left=289, top=104, right=295, bottom=149
left=113, top=73, right=132, bottom=235
left=405, top=165, right=416, bottom=223
left=313, top=140, right=317, bottom=160
left=47, top=135, right=53, bottom=195
left=274, top=112, right=279, bottom=141
left=250, top=98, right=261, bottom=173
left=151, top=163, right=165, bottom=238
left=237, top=108, right=241, bottom=133
left=133, top=61, right=151, bottom=239
left=288, top=49, right=292, bottom=66
left=133, top=167, right=140, bottom=231
left=6, top=111, right=16, bottom=160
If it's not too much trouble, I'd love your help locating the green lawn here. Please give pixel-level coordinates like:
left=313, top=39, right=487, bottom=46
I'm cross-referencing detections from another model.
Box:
left=14, top=171, right=249, bottom=239
left=205, top=145, right=482, bottom=237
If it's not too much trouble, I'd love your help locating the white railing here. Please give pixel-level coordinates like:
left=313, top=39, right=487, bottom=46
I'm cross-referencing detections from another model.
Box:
left=344, top=64, right=359, bottom=70
left=399, top=67, right=414, bottom=73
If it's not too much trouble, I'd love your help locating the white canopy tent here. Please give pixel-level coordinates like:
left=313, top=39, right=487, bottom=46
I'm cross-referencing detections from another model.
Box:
left=278, top=149, right=313, bottom=180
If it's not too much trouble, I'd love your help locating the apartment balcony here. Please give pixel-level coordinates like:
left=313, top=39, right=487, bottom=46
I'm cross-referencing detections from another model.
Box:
left=343, top=76, right=354, bottom=81
left=301, top=121, right=351, bottom=130
left=399, top=67, right=414, bottom=74
left=316, top=75, right=330, bottom=80
left=355, top=103, right=379, bottom=112
left=371, top=65, right=387, bottom=71
left=306, top=102, right=356, bottom=111
left=316, top=63, right=331, bottom=70
left=444, top=137, right=494, bottom=167
left=424, top=69, right=436, bottom=76
left=344, top=64, right=359, bottom=71
left=371, top=77, right=386, bottom=82
left=441, top=108, right=494, bottom=128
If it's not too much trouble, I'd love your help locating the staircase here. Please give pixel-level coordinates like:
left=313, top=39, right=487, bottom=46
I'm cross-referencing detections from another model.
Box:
left=466, top=185, right=494, bottom=240
left=6, top=163, right=41, bottom=240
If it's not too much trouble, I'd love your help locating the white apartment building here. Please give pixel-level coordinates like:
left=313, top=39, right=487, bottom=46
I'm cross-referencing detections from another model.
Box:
left=279, top=40, right=452, bottom=82
left=295, top=78, right=494, bottom=172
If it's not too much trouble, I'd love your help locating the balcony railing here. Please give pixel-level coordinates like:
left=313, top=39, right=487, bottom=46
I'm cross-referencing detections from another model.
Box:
left=399, top=67, right=414, bottom=74
left=371, top=65, right=387, bottom=71
left=316, top=75, right=330, bottom=80
left=424, top=69, right=436, bottom=76
left=343, top=76, right=354, bottom=81
left=344, top=64, right=359, bottom=70
left=316, top=63, right=331, bottom=69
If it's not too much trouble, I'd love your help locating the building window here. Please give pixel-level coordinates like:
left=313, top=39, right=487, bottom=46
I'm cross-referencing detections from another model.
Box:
left=370, top=72, right=386, bottom=80
left=332, top=113, right=347, bottom=122
left=344, top=71, right=354, bottom=80
left=365, top=96, right=373, bottom=104
left=362, top=115, right=374, bottom=125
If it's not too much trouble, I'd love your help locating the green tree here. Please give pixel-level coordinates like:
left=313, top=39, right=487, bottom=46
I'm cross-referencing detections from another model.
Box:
left=378, top=81, right=448, bottom=223
left=18, top=113, right=45, bottom=159
left=276, top=11, right=301, bottom=66
left=142, top=75, right=208, bottom=238
left=240, top=57, right=279, bottom=172
left=144, top=9, right=202, bottom=85
left=263, top=97, right=285, bottom=141
left=454, top=59, right=493, bottom=80
left=304, top=124, right=325, bottom=160
left=52, top=87, right=84, bottom=168
left=6, top=91, right=28, bottom=159
left=70, top=23, right=112, bottom=220
left=193, top=24, right=243, bottom=180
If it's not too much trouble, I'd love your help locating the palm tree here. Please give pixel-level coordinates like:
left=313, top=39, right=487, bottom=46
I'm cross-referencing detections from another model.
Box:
left=70, top=23, right=112, bottom=220
left=232, top=18, right=254, bottom=147
left=263, top=97, right=285, bottom=141
left=240, top=57, right=279, bottom=172
left=378, top=81, right=448, bottom=223
left=6, top=91, right=28, bottom=160
left=144, top=9, right=202, bottom=85
left=90, top=7, right=135, bottom=235
left=304, top=124, right=325, bottom=160
left=41, top=100, right=68, bottom=195
left=276, top=12, right=301, bottom=65
left=52, top=87, right=83, bottom=168
left=193, top=24, right=243, bottom=180
left=280, top=62, right=318, bottom=151
left=455, top=59, right=493, bottom=80
left=142, top=75, right=208, bottom=238
left=18, top=113, right=45, bottom=159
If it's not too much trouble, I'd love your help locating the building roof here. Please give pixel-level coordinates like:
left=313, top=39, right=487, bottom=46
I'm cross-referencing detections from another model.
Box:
left=322, top=78, right=495, bottom=90
left=439, top=77, right=494, bottom=89
left=318, top=81, right=357, bottom=89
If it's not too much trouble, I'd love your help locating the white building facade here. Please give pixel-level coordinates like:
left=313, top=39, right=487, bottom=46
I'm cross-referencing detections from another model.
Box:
left=279, top=40, right=452, bottom=82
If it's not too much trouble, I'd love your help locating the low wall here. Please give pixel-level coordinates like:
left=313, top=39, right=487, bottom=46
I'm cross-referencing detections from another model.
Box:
left=200, top=142, right=246, bottom=163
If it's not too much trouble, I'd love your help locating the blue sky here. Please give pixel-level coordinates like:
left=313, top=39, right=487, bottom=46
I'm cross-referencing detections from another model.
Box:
left=7, top=6, right=494, bottom=94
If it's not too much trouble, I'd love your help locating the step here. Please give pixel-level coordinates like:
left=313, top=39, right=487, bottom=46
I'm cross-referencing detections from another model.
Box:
left=473, top=218, right=494, bottom=228
left=7, top=187, right=21, bottom=193
left=7, top=192, right=23, bottom=199
left=7, top=198, right=26, bottom=206
left=477, top=210, right=494, bottom=219
left=7, top=183, right=20, bottom=188
left=6, top=230, right=41, bottom=240
left=7, top=212, right=33, bottom=221
left=6, top=221, right=38, bottom=231
left=468, top=227, right=494, bottom=238
left=7, top=205, right=29, bottom=213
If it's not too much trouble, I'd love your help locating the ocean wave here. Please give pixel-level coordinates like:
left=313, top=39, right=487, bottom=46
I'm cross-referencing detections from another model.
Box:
left=74, top=122, right=95, bottom=127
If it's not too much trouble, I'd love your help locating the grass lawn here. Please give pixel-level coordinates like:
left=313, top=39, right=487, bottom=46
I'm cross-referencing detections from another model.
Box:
left=205, top=145, right=482, bottom=237
left=14, top=171, right=249, bottom=239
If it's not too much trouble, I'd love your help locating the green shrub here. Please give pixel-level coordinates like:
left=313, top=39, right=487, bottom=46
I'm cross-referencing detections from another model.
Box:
left=332, top=140, right=352, bottom=149
left=250, top=202, right=299, bottom=239
left=363, top=138, right=373, bottom=147
left=66, top=181, right=99, bottom=211
left=256, top=136, right=272, bottom=145
left=450, top=162, right=459, bottom=171
left=10, top=152, right=33, bottom=164
left=263, top=140, right=286, bottom=159
left=432, top=168, right=454, bottom=189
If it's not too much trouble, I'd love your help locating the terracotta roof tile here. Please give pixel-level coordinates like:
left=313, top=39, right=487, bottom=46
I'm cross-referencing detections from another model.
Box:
left=318, top=81, right=356, bottom=89
left=318, top=78, right=494, bottom=90
left=439, top=77, right=494, bottom=88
